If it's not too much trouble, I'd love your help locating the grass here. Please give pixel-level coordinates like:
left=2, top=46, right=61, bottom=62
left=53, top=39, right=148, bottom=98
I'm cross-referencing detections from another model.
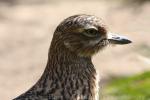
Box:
left=102, top=71, right=150, bottom=100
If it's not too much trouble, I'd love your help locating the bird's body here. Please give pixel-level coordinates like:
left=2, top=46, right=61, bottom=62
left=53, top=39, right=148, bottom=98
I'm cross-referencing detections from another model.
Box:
left=14, top=14, right=131, bottom=100
left=15, top=51, right=99, bottom=100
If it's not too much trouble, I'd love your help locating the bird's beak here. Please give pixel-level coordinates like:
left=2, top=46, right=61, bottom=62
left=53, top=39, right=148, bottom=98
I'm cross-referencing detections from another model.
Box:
left=107, top=32, right=132, bottom=45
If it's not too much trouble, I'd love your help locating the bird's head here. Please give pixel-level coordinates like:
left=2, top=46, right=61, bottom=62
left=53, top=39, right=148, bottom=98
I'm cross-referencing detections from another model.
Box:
left=52, top=14, right=131, bottom=57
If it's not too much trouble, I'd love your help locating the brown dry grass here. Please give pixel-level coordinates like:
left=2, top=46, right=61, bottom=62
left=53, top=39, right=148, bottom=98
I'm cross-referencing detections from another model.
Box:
left=0, top=1, right=150, bottom=100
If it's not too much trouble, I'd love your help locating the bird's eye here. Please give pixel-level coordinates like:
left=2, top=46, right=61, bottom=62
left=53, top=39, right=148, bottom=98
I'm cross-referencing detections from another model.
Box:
left=83, top=28, right=99, bottom=37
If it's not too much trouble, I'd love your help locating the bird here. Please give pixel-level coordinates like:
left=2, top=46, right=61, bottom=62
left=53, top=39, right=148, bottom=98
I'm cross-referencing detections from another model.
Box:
left=14, top=14, right=131, bottom=100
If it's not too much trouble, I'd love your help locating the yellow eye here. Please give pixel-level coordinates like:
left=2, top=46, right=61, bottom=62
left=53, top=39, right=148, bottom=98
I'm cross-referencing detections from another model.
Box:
left=83, top=28, right=99, bottom=37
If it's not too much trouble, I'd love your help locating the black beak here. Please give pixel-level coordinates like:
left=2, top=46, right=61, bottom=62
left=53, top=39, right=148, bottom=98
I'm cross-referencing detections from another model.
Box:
left=107, top=32, right=132, bottom=44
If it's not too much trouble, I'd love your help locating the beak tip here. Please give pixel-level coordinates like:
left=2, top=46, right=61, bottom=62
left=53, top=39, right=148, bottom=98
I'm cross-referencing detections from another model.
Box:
left=117, top=39, right=132, bottom=45
left=123, top=39, right=132, bottom=44
left=128, top=40, right=132, bottom=44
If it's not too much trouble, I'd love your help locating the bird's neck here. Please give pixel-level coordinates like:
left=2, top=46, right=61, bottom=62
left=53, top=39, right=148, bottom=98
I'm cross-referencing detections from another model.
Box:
left=47, top=44, right=96, bottom=76
left=30, top=45, right=98, bottom=99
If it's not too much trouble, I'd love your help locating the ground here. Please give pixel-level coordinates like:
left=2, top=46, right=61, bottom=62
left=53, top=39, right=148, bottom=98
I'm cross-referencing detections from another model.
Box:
left=0, top=1, right=150, bottom=100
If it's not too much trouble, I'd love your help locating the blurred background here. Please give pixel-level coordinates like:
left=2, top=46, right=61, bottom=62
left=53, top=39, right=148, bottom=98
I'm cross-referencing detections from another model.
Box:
left=0, top=0, right=150, bottom=100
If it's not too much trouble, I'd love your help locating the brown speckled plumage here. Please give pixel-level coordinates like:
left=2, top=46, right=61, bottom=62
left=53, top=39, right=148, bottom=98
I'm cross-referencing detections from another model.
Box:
left=14, top=14, right=131, bottom=100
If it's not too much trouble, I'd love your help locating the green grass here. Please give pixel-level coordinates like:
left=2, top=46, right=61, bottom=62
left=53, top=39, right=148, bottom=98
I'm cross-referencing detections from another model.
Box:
left=102, top=71, right=150, bottom=100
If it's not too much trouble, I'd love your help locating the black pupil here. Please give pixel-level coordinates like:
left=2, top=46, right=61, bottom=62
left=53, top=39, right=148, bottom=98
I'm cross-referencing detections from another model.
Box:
left=89, top=29, right=96, bottom=33
left=87, top=29, right=98, bottom=36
